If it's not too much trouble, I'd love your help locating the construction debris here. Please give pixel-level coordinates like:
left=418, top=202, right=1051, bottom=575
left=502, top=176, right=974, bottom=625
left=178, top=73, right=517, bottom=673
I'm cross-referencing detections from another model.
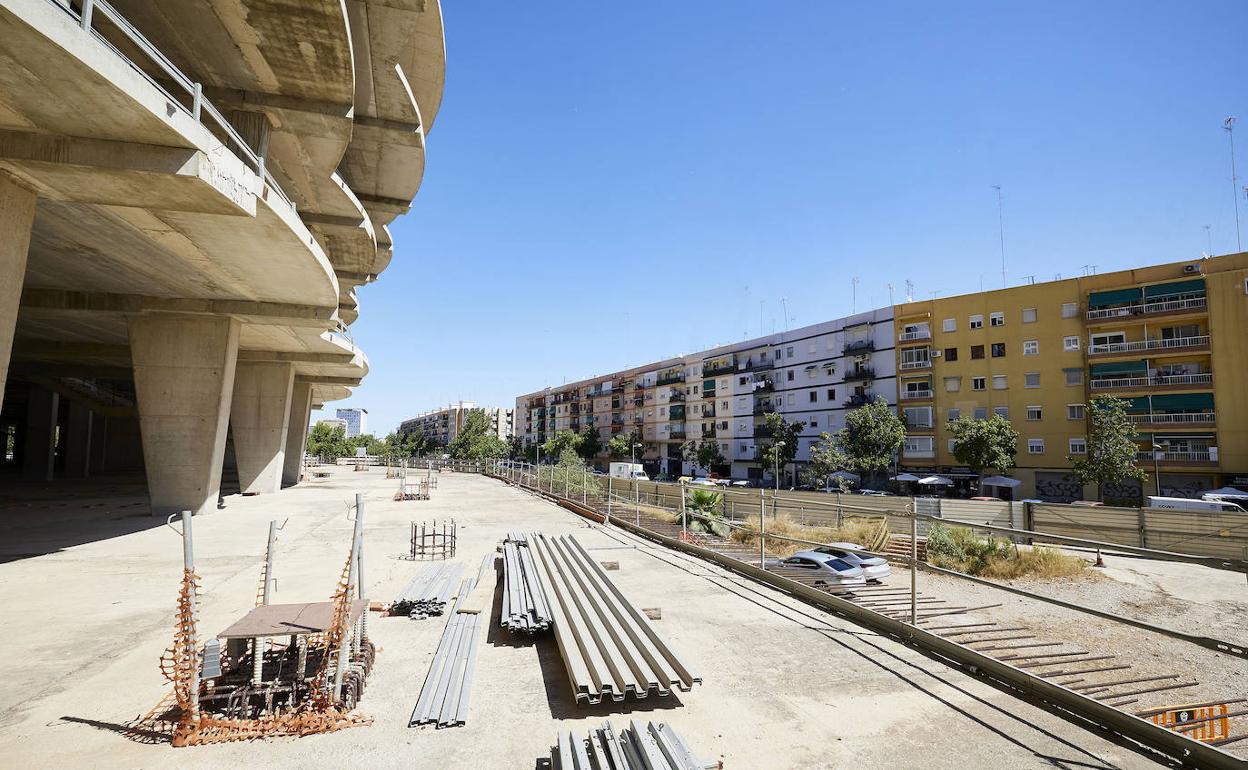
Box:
left=525, top=532, right=701, bottom=704
left=550, top=720, right=719, bottom=770
left=501, top=533, right=553, bottom=634
left=391, top=562, right=464, bottom=619
left=411, top=519, right=457, bottom=560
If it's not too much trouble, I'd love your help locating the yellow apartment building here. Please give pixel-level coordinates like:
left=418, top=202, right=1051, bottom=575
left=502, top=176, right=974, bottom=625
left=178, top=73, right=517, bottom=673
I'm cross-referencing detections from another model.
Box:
left=895, top=252, right=1248, bottom=501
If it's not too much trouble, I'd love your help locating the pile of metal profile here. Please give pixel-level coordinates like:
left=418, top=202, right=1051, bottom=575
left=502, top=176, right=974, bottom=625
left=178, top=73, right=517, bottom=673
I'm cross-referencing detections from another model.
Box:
left=501, top=532, right=553, bottom=633
left=391, top=562, right=464, bottom=619
left=409, top=554, right=495, bottom=728
left=526, top=532, right=700, bottom=704
left=551, top=720, right=718, bottom=770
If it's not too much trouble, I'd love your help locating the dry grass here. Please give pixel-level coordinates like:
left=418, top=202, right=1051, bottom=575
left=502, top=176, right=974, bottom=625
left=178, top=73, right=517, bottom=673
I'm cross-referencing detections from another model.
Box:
left=726, top=513, right=889, bottom=558
left=978, top=546, right=1090, bottom=580
left=927, top=524, right=1088, bottom=580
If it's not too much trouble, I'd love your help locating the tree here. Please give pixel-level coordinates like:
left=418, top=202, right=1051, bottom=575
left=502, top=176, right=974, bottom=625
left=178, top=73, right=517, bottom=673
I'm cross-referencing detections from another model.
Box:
left=1069, top=395, right=1147, bottom=501
left=757, top=412, right=804, bottom=487
left=948, top=414, right=1020, bottom=493
left=806, top=432, right=853, bottom=490
left=542, top=429, right=583, bottom=460
left=685, top=488, right=729, bottom=537
left=305, top=422, right=350, bottom=460
left=448, top=408, right=508, bottom=460
left=681, top=438, right=725, bottom=474
left=839, top=396, right=906, bottom=486
left=608, top=430, right=643, bottom=460
left=577, top=425, right=603, bottom=461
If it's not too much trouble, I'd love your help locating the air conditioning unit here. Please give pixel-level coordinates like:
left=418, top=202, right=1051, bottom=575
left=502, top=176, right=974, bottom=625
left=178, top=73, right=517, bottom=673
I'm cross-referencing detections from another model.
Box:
left=1182, top=264, right=1201, bottom=274
left=931, top=350, right=942, bottom=357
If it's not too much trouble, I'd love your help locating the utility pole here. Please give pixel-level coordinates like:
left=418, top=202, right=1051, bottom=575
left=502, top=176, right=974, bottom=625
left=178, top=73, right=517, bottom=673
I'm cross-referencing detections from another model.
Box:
left=1226, top=117, right=1242, bottom=252
left=992, top=185, right=1006, bottom=288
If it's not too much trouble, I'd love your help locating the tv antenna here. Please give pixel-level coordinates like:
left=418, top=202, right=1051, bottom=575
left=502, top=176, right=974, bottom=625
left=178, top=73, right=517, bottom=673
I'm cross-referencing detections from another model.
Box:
left=992, top=185, right=1007, bottom=288
left=1226, top=117, right=1241, bottom=251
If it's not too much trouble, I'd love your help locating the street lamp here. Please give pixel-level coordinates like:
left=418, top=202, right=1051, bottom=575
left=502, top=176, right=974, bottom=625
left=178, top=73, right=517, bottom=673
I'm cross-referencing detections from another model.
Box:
left=1152, top=443, right=1164, bottom=496
left=774, top=441, right=786, bottom=491
left=631, top=441, right=643, bottom=524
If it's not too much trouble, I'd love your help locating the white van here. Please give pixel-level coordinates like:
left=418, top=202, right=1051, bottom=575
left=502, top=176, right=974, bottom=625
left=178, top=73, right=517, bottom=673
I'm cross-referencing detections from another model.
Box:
left=1146, top=496, right=1246, bottom=513
left=609, top=462, right=649, bottom=481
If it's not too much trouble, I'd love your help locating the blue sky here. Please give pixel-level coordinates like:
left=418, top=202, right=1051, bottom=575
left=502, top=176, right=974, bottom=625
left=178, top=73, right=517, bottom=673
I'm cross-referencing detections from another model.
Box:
left=317, top=0, right=1248, bottom=435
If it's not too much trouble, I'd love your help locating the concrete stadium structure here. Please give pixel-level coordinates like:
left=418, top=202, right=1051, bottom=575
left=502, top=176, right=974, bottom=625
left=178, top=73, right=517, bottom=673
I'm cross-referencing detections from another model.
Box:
left=0, top=0, right=445, bottom=514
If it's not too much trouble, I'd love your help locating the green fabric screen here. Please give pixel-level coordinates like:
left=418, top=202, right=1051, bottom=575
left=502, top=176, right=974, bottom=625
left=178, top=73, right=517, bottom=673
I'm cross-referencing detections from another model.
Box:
left=1090, top=361, right=1147, bottom=376
left=1124, top=396, right=1151, bottom=412
left=1150, top=393, right=1214, bottom=411
left=1144, top=278, right=1205, bottom=299
left=1088, top=287, right=1143, bottom=308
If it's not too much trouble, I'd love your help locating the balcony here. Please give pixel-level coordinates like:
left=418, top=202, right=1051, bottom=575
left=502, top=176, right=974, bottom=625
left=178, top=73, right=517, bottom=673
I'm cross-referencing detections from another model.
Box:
left=701, top=425, right=718, bottom=438
left=843, top=367, right=875, bottom=381
left=843, top=393, right=873, bottom=408
left=631, top=395, right=644, bottom=406
left=1128, top=412, right=1216, bottom=426
left=899, top=329, right=932, bottom=342
left=669, top=427, right=687, bottom=439
left=751, top=378, right=775, bottom=393
left=740, top=358, right=774, bottom=371
left=1136, top=450, right=1215, bottom=464
left=899, top=359, right=932, bottom=371
left=843, top=340, right=875, bottom=355
left=903, top=448, right=935, bottom=459
left=752, top=403, right=777, bottom=416
left=1086, top=295, right=1207, bottom=321
left=657, top=373, right=684, bottom=386
left=633, top=415, right=644, bottom=424
left=703, top=361, right=735, bottom=377
left=753, top=426, right=775, bottom=439
left=668, top=391, right=686, bottom=403
left=701, top=406, right=716, bottom=418
left=1088, top=335, right=1210, bottom=356
left=610, top=417, right=624, bottom=426
left=901, top=389, right=934, bottom=401
left=669, top=405, right=686, bottom=421
left=1090, top=373, right=1213, bottom=390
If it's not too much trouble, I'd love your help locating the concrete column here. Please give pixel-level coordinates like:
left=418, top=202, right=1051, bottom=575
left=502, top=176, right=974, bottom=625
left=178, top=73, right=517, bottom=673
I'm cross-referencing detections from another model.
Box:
left=282, top=379, right=313, bottom=486
left=22, top=384, right=58, bottom=482
left=62, top=400, right=93, bottom=478
left=129, top=314, right=239, bottom=516
left=0, top=173, right=37, bottom=411
left=230, top=361, right=295, bottom=494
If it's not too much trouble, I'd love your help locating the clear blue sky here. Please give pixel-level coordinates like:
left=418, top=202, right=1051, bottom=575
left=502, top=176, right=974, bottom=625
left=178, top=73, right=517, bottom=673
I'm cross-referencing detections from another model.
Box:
left=316, top=0, right=1248, bottom=435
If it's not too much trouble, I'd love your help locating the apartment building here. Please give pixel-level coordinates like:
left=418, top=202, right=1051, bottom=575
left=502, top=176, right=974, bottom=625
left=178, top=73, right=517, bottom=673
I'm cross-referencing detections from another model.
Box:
left=398, top=402, right=514, bottom=447
left=896, top=252, right=1248, bottom=501
left=336, top=408, right=368, bottom=438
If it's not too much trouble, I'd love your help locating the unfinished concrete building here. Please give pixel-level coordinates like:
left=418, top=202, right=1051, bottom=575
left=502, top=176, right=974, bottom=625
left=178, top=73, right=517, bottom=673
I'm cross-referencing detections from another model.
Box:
left=0, top=0, right=445, bottom=514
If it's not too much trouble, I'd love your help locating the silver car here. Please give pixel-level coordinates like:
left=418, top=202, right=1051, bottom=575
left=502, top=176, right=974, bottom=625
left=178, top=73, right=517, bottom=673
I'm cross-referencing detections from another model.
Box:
left=813, top=542, right=891, bottom=582
left=780, top=551, right=867, bottom=589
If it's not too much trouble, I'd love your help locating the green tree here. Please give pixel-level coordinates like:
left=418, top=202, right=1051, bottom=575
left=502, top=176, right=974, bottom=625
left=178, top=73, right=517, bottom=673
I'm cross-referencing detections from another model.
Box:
left=607, top=430, right=644, bottom=460
left=838, top=396, right=906, bottom=486
left=542, top=429, right=583, bottom=460
left=305, top=422, right=350, bottom=460
left=577, top=425, right=603, bottom=461
left=681, top=438, right=725, bottom=474
left=448, top=408, right=508, bottom=460
left=757, top=412, right=804, bottom=487
left=949, top=414, right=1020, bottom=493
left=805, top=432, right=854, bottom=490
left=1069, top=395, right=1147, bottom=501
left=685, top=488, right=729, bottom=537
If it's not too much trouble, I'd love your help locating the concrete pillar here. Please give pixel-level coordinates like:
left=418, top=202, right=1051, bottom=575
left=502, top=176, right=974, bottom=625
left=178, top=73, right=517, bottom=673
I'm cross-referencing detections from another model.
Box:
left=22, top=384, right=58, bottom=482
left=230, top=361, right=295, bottom=494
left=62, top=400, right=93, bottom=478
left=282, top=379, right=313, bottom=486
left=129, top=314, right=239, bottom=516
left=0, top=173, right=37, bottom=411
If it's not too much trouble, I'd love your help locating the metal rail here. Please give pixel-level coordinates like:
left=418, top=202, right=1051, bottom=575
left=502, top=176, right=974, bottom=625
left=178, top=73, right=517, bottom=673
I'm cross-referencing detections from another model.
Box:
left=551, top=720, right=716, bottom=770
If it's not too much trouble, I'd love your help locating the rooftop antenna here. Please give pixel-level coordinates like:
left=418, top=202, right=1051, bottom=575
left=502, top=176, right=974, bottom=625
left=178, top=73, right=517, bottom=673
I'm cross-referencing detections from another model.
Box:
left=1203, top=224, right=1213, bottom=256
left=1225, top=117, right=1241, bottom=251
left=886, top=283, right=894, bottom=305
left=928, top=290, right=942, bottom=299
left=992, top=185, right=1006, bottom=287
left=1023, top=275, right=1035, bottom=285
left=904, top=279, right=914, bottom=302
left=780, top=297, right=790, bottom=332
left=851, top=277, right=860, bottom=312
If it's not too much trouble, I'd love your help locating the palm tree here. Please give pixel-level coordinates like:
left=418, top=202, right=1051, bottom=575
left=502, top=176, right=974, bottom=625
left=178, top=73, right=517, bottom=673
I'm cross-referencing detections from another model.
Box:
left=685, top=489, right=729, bottom=537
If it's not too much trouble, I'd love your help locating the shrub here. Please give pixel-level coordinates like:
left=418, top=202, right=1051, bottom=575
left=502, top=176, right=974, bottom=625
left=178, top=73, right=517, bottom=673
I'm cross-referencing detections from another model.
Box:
left=927, top=524, right=1086, bottom=579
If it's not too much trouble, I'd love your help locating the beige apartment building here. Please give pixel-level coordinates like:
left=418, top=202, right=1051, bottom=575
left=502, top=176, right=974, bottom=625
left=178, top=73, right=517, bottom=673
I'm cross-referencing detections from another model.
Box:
left=398, top=401, right=513, bottom=447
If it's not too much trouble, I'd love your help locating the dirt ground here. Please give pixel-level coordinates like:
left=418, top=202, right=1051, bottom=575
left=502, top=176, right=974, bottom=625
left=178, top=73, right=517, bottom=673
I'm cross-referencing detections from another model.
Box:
left=0, top=468, right=1202, bottom=768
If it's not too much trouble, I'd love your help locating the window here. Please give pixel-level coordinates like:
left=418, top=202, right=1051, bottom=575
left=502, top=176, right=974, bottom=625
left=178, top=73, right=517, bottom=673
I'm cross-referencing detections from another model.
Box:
left=904, top=406, right=933, bottom=428
left=1062, top=302, right=1078, bottom=318
left=1063, top=335, right=1079, bottom=351
left=942, top=318, right=956, bottom=332
left=944, top=347, right=958, bottom=361
left=1023, top=340, right=1038, bottom=356
left=1024, top=372, right=1041, bottom=388
left=974, top=407, right=988, bottom=420
left=809, top=391, right=818, bottom=403
left=1027, top=438, right=1045, bottom=454
left=1067, top=404, right=1085, bottom=420
left=1091, top=332, right=1125, bottom=348
left=972, top=376, right=986, bottom=391
left=809, top=417, right=818, bottom=428
left=806, top=366, right=817, bottom=378
left=994, top=406, right=1009, bottom=419
left=947, top=408, right=961, bottom=422
left=904, top=436, right=934, bottom=455
left=944, top=376, right=961, bottom=392
left=826, top=389, right=835, bottom=400
left=969, top=314, right=984, bottom=329
left=1026, top=405, right=1042, bottom=421
left=720, top=400, right=728, bottom=410
left=786, top=346, right=794, bottom=358
left=773, top=349, right=782, bottom=360
left=971, top=345, right=985, bottom=359
left=719, top=420, right=728, bottom=430
left=739, top=376, right=748, bottom=385
left=948, top=439, right=957, bottom=453
left=991, top=342, right=1006, bottom=358
left=1069, top=438, right=1087, bottom=455
left=1064, top=368, right=1084, bottom=386
left=992, top=374, right=1008, bottom=389
left=990, top=312, right=1004, bottom=327
left=1022, top=307, right=1038, bottom=323
left=786, top=369, right=794, bottom=382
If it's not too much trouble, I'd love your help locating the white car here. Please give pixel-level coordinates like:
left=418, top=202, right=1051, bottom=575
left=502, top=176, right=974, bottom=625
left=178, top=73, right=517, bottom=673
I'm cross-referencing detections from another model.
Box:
left=688, top=478, right=717, bottom=487
left=780, top=551, right=867, bottom=589
left=813, top=543, right=891, bottom=582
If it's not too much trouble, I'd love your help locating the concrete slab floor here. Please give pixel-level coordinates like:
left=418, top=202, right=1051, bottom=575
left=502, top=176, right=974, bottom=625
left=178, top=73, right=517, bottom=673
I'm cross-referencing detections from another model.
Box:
left=0, top=469, right=1171, bottom=768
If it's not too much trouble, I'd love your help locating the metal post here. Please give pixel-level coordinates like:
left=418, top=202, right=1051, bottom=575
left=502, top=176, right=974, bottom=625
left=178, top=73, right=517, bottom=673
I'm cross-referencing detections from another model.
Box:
left=606, top=474, right=613, bottom=523
left=910, top=511, right=918, bottom=625
left=583, top=467, right=588, bottom=504
left=680, top=480, right=687, bottom=540
left=80, top=0, right=94, bottom=29
left=332, top=495, right=364, bottom=703
left=564, top=464, right=570, bottom=498
left=355, top=496, right=367, bottom=649
left=253, top=519, right=277, bottom=685
left=179, top=510, right=201, bottom=722
left=192, top=82, right=202, bottom=121
left=759, top=488, right=766, bottom=570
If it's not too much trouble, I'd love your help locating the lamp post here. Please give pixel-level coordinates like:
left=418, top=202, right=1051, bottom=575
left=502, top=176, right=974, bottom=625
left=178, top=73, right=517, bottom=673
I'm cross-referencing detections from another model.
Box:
left=773, top=441, right=786, bottom=491
left=1152, top=443, right=1163, bottom=496
left=631, top=441, right=642, bottom=525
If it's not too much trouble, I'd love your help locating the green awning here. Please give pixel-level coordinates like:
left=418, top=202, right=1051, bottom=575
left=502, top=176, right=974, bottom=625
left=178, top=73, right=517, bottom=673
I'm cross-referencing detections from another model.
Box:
left=1124, top=396, right=1151, bottom=413
left=1151, top=393, right=1214, bottom=411
left=1090, top=360, right=1147, bottom=376
left=1144, top=278, right=1205, bottom=299
left=1088, top=287, right=1142, bottom=308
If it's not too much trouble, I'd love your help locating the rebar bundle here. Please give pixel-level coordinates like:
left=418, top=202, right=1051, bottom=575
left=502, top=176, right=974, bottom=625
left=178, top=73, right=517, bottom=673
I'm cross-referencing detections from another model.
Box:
left=501, top=533, right=553, bottom=633
left=552, top=720, right=717, bottom=770
left=392, top=562, right=464, bottom=619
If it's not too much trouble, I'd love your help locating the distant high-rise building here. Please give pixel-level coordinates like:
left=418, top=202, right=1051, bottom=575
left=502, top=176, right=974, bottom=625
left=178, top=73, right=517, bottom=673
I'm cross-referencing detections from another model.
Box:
left=336, top=408, right=368, bottom=437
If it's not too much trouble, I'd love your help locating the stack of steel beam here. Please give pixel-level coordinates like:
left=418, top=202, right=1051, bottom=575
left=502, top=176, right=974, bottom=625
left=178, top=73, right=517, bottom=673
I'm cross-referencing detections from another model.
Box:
left=409, top=554, right=495, bottom=728
left=551, top=720, right=717, bottom=770
left=501, top=532, right=553, bottom=633
left=526, top=532, right=701, bottom=704
left=392, top=562, right=464, bottom=619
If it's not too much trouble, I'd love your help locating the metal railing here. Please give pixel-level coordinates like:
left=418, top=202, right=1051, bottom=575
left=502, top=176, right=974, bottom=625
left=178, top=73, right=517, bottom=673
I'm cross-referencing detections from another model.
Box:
left=843, top=367, right=875, bottom=380
left=1088, top=335, right=1209, bottom=355
left=1090, top=373, right=1212, bottom=389
left=1136, top=450, right=1214, bottom=462
left=898, top=329, right=932, bottom=342
left=842, top=340, right=875, bottom=354
left=900, top=389, right=933, bottom=400
left=1086, top=295, right=1207, bottom=321
left=899, top=359, right=932, bottom=370
left=1128, top=412, right=1215, bottom=425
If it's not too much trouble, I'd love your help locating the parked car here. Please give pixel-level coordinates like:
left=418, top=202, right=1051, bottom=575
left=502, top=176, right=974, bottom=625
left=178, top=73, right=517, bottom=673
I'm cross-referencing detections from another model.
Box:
left=689, top=477, right=717, bottom=487
left=969, top=496, right=1003, bottom=502
left=854, top=489, right=891, bottom=496
left=779, top=551, right=867, bottom=589
left=812, top=542, right=891, bottom=582
left=730, top=479, right=750, bottom=487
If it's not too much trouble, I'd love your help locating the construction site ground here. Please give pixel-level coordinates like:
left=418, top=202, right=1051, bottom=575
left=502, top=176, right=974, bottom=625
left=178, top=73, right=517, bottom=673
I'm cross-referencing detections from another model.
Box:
left=0, top=468, right=1227, bottom=768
